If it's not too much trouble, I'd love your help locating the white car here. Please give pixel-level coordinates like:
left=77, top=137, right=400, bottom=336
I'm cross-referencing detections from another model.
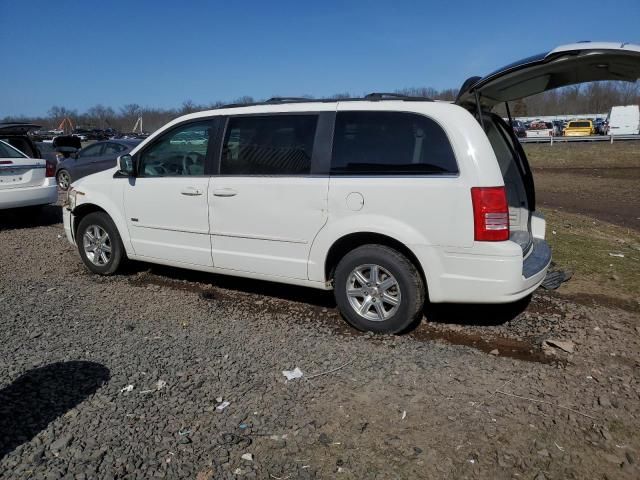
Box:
left=525, top=121, right=555, bottom=138
left=63, top=42, right=640, bottom=333
left=0, top=140, right=58, bottom=210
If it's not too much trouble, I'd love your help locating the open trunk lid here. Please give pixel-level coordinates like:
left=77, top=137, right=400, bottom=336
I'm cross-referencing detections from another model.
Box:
left=456, top=42, right=640, bottom=110
left=0, top=141, right=46, bottom=190
left=0, top=123, right=41, bottom=135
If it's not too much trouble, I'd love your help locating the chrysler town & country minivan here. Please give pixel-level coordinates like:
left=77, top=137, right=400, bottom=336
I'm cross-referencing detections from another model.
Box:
left=63, top=42, right=640, bottom=333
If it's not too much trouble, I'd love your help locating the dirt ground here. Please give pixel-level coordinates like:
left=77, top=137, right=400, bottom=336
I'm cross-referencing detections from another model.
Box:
left=0, top=142, right=639, bottom=479
left=525, top=142, right=640, bottom=231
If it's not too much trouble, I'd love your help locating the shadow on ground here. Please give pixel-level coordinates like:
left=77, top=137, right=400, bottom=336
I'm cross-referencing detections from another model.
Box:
left=128, top=262, right=533, bottom=332
left=0, top=205, right=61, bottom=231
left=0, top=361, right=110, bottom=459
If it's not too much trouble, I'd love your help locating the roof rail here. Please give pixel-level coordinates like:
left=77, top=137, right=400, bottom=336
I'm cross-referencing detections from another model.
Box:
left=364, top=92, right=433, bottom=102
left=265, top=97, right=314, bottom=103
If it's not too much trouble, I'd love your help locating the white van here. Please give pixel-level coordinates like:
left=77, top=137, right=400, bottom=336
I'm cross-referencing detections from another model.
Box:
left=608, top=105, right=640, bottom=135
left=63, top=42, right=640, bottom=333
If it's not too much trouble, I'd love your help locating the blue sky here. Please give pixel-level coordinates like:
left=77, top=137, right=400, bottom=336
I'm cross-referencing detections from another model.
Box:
left=1, top=0, right=639, bottom=117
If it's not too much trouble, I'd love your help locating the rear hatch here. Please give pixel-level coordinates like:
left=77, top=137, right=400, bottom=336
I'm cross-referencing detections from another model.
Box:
left=0, top=140, right=46, bottom=190
left=456, top=42, right=640, bottom=253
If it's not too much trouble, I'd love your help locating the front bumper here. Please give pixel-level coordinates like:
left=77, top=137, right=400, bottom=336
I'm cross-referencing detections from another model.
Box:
left=63, top=207, right=76, bottom=246
left=0, top=180, right=58, bottom=210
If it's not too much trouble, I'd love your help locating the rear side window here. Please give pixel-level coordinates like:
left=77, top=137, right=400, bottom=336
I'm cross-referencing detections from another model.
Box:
left=221, top=115, right=318, bottom=175
left=331, top=111, right=458, bottom=175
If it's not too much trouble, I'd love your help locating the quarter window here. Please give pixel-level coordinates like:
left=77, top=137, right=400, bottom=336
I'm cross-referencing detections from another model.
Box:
left=221, top=115, right=318, bottom=175
left=138, top=121, right=212, bottom=177
left=331, top=111, right=458, bottom=175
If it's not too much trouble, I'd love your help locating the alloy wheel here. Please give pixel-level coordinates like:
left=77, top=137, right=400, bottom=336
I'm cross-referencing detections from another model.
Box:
left=346, top=264, right=401, bottom=321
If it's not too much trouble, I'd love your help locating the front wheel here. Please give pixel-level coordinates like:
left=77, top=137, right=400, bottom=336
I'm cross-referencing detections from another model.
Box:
left=76, top=212, right=125, bottom=275
left=57, top=169, right=71, bottom=190
left=334, top=245, right=425, bottom=333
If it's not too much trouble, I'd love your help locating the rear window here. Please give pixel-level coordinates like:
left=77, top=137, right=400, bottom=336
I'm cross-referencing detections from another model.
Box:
left=0, top=140, right=28, bottom=159
left=331, top=111, right=458, bottom=175
left=0, top=137, right=35, bottom=157
left=221, top=115, right=317, bottom=175
left=569, top=121, right=591, bottom=128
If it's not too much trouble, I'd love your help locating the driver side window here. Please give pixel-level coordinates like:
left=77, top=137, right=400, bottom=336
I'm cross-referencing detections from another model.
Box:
left=138, top=121, right=212, bottom=177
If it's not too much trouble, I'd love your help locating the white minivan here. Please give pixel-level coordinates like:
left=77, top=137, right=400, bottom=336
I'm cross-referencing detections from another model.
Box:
left=63, top=42, right=640, bottom=333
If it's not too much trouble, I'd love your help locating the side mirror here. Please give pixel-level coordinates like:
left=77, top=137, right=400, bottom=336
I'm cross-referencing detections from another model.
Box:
left=117, top=154, right=136, bottom=176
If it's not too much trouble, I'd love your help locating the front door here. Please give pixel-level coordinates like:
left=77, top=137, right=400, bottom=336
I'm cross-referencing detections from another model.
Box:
left=124, top=120, right=215, bottom=267
left=210, top=113, right=329, bottom=280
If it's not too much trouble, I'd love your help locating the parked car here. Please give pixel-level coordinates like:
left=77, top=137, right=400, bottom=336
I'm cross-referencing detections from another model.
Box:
left=608, top=105, right=640, bottom=135
left=55, top=139, right=141, bottom=190
left=0, top=139, right=57, bottom=210
left=593, top=117, right=607, bottom=135
left=552, top=121, right=565, bottom=136
left=0, top=122, right=42, bottom=158
left=63, top=41, right=640, bottom=333
left=35, top=141, right=62, bottom=165
left=525, top=121, right=555, bottom=138
left=510, top=120, right=526, bottom=137
left=563, top=120, right=595, bottom=136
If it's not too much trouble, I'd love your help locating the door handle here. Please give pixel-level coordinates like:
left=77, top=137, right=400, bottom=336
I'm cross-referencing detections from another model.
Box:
left=213, top=188, right=237, bottom=197
left=180, top=187, right=203, bottom=196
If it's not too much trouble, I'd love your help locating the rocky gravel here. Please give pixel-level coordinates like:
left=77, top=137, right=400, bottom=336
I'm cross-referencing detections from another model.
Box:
left=1, top=204, right=639, bottom=479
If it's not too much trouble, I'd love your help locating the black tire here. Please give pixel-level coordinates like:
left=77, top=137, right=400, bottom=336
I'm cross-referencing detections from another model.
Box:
left=76, top=212, right=125, bottom=275
left=57, top=169, right=72, bottom=190
left=333, top=245, right=425, bottom=333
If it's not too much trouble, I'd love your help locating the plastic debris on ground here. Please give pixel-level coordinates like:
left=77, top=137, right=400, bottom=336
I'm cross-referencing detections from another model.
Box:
left=541, top=269, right=573, bottom=290
left=282, top=367, right=304, bottom=380
left=241, top=453, right=254, bottom=462
left=608, top=252, right=625, bottom=258
left=216, top=400, right=230, bottom=411
left=120, top=384, right=134, bottom=393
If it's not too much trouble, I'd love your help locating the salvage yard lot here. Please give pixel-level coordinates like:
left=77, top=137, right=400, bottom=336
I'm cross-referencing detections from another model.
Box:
left=1, top=142, right=639, bottom=479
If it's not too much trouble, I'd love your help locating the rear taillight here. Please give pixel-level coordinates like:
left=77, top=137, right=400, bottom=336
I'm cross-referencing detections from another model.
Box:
left=471, top=187, right=509, bottom=241
left=46, top=161, right=55, bottom=177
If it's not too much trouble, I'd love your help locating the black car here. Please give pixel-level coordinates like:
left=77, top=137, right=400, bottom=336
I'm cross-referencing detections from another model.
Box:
left=55, top=139, right=141, bottom=190
left=0, top=122, right=42, bottom=158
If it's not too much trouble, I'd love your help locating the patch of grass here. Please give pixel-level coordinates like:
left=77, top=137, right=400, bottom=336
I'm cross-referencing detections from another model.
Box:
left=524, top=142, right=640, bottom=169
left=543, top=208, right=640, bottom=296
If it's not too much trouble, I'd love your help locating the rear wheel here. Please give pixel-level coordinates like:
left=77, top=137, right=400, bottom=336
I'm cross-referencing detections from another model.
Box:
left=334, top=245, right=425, bottom=333
left=57, top=169, right=71, bottom=190
left=77, top=212, right=124, bottom=275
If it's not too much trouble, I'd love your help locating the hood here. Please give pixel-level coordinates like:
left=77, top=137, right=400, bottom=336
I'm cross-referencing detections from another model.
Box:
left=456, top=42, right=640, bottom=110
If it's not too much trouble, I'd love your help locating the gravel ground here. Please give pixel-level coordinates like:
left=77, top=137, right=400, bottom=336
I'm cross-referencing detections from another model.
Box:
left=1, top=204, right=639, bottom=479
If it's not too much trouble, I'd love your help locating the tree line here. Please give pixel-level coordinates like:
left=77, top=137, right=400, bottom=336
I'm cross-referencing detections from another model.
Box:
left=3, top=81, right=638, bottom=133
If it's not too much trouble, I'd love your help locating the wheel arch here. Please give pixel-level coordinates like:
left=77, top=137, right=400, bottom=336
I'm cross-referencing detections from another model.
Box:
left=72, top=203, right=108, bottom=238
left=324, top=232, right=427, bottom=294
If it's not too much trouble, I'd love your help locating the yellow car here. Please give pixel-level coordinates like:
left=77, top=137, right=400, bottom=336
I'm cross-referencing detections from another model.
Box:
left=563, top=120, right=594, bottom=137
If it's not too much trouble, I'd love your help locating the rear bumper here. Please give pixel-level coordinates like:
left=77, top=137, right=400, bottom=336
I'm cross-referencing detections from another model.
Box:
left=0, top=180, right=58, bottom=210
left=416, top=238, right=552, bottom=304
